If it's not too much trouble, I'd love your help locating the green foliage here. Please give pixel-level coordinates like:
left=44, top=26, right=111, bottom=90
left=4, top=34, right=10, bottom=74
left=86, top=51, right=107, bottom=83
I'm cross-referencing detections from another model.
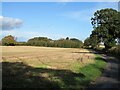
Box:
left=2, top=35, right=16, bottom=46
left=66, top=37, right=69, bottom=40
left=0, top=40, right=2, bottom=46
left=84, top=37, right=92, bottom=48
left=90, top=8, right=120, bottom=50
left=84, top=36, right=100, bottom=49
left=16, top=42, right=27, bottom=46
left=27, top=37, right=83, bottom=48
left=1, top=35, right=83, bottom=48
left=79, top=55, right=106, bottom=85
left=108, top=45, right=120, bottom=59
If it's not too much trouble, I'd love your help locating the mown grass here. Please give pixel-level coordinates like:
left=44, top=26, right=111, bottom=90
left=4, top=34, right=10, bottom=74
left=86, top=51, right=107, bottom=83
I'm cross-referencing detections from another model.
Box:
left=2, top=55, right=107, bottom=89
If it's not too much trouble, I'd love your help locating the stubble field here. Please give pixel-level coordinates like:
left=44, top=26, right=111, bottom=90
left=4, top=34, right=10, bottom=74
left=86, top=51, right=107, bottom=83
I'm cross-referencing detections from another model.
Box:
left=2, top=46, right=95, bottom=70
left=1, top=46, right=106, bottom=88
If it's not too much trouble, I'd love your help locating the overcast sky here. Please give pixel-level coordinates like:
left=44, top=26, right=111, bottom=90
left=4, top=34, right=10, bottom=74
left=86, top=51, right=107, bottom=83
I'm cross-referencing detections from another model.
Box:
left=0, top=2, right=118, bottom=41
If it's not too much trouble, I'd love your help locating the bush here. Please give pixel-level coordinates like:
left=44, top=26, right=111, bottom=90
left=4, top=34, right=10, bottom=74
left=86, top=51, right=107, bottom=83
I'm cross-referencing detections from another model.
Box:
left=2, top=35, right=16, bottom=46
left=108, top=45, right=120, bottom=59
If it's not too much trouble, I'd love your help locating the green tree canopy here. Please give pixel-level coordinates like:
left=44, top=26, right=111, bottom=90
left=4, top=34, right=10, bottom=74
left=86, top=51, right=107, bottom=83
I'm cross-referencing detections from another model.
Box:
left=84, top=37, right=91, bottom=48
left=27, top=37, right=83, bottom=48
left=91, top=8, right=120, bottom=50
left=2, top=35, right=16, bottom=46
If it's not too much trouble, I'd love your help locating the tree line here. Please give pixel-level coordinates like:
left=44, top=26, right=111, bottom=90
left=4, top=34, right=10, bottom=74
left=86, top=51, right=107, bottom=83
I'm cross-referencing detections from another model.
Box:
left=0, top=35, right=83, bottom=48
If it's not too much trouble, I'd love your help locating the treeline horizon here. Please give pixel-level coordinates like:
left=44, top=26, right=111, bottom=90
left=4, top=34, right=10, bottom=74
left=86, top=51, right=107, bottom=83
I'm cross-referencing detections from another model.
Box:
left=0, top=35, right=83, bottom=48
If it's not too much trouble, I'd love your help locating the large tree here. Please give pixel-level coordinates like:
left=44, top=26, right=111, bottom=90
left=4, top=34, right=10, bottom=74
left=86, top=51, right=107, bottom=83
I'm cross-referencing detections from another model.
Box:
left=2, top=35, right=16, bottom=46
left=91, top=8, right=120, bottom=50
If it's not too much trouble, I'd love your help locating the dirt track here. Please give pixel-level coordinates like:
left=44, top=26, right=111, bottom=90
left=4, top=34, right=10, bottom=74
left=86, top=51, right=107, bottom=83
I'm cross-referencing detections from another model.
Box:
left=88, top=54, right=120, bottom=89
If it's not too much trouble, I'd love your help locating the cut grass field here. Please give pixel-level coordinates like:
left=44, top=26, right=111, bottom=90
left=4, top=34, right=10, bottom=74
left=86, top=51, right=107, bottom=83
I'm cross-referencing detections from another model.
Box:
left=1, top=46, right=107, bottom=89
left=2, top=46, right=95, bottom=70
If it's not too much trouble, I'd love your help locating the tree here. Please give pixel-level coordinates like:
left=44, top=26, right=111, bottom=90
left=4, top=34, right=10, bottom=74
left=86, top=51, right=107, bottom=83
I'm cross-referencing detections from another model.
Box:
left=84, top=36, right=99, bottom=49
left=2, top=35, right=16, bottom=46
left=27, top=37, right=83, bottom=48
left=0, top=40, right=2, bottom=46
left=91, top=8, right=120, bottom=50
left=84, top=37, right=91, bottom=48
left=70, top=38, right=81, bottom=42
left=66, top=37, right=69, bottom=40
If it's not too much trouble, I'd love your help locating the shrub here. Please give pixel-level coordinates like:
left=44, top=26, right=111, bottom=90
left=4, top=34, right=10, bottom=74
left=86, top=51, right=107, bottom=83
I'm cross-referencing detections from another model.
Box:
left=108, top=45, right=120, bottom=59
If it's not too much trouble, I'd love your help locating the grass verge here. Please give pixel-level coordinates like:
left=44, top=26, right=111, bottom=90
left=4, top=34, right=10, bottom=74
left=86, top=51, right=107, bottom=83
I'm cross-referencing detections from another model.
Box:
left=79, top=55, right=107, bottom=86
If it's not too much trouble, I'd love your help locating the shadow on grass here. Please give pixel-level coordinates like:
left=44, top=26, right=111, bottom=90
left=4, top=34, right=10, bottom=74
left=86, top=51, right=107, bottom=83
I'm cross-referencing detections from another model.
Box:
left=71, top=51, right=98, bottom=54
left=2, top=56, right=108, bottom=89
left=95, top=56, right=107, bottom=62
left=72, top=48, right=105, bottom=54
left=2, top=62, right=85, bottom=89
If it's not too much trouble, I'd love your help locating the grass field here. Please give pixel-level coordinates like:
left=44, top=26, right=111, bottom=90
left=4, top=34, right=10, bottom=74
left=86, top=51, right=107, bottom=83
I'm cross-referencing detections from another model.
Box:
left=1, top=46, right=106, bottom=88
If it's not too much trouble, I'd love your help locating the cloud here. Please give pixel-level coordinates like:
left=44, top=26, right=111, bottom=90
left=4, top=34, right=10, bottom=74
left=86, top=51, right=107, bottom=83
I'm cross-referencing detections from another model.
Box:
left=0, top=16, right=23, bottom=30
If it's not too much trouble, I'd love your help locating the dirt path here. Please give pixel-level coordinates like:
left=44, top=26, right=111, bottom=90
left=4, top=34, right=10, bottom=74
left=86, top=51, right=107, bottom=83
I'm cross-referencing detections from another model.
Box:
left=88, top=54, right=120, bottom=89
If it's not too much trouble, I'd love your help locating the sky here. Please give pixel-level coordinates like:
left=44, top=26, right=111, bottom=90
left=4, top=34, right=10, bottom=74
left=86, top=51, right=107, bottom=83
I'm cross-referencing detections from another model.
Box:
left=0, top=2, right=118, bottom=42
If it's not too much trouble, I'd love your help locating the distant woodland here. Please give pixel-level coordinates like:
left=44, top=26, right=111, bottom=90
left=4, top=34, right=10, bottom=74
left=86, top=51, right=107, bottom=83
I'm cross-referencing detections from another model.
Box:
left=0, top=35, right=83, bottom=48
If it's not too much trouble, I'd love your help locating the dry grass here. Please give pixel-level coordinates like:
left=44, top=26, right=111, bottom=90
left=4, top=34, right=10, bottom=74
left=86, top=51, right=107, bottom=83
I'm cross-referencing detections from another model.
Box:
left=2, top=46, right=107, bottom=88
left=1, top=46, right=95, bottom=70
